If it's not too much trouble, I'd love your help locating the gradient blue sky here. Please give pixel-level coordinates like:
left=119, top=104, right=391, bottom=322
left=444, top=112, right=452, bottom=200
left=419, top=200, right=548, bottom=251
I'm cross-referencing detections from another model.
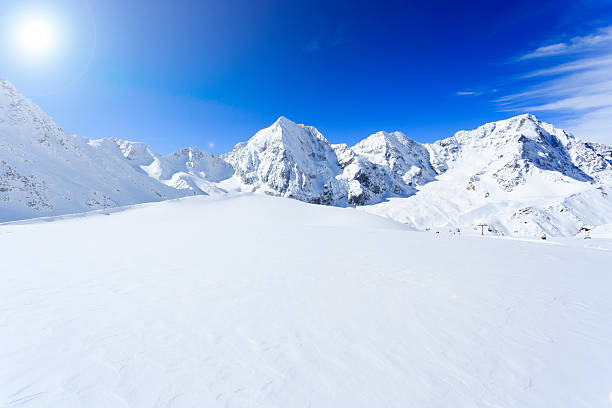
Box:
left=1, top=0, right=611, bottom=154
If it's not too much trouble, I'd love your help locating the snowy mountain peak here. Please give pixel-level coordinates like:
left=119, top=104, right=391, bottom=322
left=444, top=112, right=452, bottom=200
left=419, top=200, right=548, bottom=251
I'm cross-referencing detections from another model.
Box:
left=273, top=115, right=298, bottom=127
left=0, top=80, right=235, bottom=221
left=427, top=114, right=584, bottom=183
left=449, top=114, right=574, bottom=147
left=330, top=130, right=437, bottom=205
left=256, top=116, right=331, bottom=146
left=355, top=130, right=437, bottom=182
left=0, top=78, right=69, bottom=150
left=1, top=78, right=48, bottom=125
left=355, top=130, right=424, bottom=159
left=225, top=117, right=344, bottom=204
left=110, top=139, right=233, bottom=193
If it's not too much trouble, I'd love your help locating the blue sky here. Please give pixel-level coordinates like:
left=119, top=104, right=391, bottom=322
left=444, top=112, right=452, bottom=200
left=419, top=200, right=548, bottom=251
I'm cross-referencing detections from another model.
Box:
left=1, top=0, right=611, bottom=154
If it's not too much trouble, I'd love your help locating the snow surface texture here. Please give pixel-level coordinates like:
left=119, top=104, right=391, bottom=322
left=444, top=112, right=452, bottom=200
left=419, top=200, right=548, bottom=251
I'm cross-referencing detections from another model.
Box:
left=2, top=77, right=612, bottom=236
left=1, top=195, right=611, bottom=407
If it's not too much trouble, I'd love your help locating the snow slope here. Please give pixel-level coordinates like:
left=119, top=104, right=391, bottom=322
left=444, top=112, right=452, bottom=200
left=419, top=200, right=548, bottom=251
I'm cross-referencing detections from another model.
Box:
left=225, top=114, right=612, bottom=237
left=363, top=115, right=612, bottom=237
left=113, top=140, right=233, bottom=195
left=0, top=78, right=230, bottom=221
left=1, top=195, right=611, bottom=407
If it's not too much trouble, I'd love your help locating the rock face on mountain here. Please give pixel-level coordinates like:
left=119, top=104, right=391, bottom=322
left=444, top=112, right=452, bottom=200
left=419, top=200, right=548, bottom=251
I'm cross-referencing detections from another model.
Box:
left=224, top=117, right=346, bottom=204
left=566, top=139, right=612, bottom=185
left=225, top=118, right=439, bottom=205
left=426, top=114, right=598, bottom=192
left=0, top=79, right=229, bottom=221
left=334, top=130, right=438, bottom=204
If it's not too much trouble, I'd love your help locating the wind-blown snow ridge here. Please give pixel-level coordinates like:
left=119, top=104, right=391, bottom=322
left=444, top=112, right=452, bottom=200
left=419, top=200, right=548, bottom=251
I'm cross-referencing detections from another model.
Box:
left=2, top=78, right=612, bottom=237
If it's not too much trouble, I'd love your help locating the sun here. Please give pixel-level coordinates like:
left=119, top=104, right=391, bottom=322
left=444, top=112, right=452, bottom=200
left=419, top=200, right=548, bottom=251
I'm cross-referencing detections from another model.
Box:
left=15, top=14, right=59, bottom=58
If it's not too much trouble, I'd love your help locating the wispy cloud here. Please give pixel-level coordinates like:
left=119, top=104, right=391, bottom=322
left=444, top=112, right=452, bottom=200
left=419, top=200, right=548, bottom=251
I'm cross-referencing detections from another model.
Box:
left=519, top=26, right=612, bottom=59
left=520, top=55, right=612, bottom=78
left=497, top=25, right=612, bottom=144
left=456, top=91, right=483, bottom=96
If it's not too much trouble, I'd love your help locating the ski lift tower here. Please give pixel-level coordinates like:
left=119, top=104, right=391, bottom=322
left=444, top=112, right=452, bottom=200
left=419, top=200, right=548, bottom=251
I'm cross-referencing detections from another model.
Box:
left=477, top=224, right=488, bottom=236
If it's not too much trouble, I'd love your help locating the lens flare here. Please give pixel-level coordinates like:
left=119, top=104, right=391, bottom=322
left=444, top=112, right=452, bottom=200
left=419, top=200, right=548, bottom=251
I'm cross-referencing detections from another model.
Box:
left=15, top=14, right=59, bottom=58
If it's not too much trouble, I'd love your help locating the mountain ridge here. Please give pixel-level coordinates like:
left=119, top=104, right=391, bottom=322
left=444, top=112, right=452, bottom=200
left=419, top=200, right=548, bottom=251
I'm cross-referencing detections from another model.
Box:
left=2, top=78, right=612, bottom=236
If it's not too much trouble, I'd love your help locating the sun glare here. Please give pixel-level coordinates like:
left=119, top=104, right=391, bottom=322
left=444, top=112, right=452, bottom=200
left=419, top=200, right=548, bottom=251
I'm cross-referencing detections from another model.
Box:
left=15, top=14, right=59, bottom=58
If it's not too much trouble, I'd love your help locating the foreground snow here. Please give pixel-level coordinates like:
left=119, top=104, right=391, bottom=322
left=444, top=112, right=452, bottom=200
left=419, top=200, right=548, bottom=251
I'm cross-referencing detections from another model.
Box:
left=1, top=195, right=611, bottom=407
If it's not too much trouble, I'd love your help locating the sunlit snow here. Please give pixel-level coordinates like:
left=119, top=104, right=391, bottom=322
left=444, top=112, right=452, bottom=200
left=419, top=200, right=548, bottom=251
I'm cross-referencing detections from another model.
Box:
left=1, top=195, right=611, bottom=407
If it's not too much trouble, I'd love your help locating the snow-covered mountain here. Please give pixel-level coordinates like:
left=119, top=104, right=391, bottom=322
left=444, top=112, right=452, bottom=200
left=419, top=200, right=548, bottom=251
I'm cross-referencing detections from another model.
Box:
left=224, top=114, right=612, bottom=236
left=2, top=78, right=612, bottom=237
left=114, top=140, right=232, bottom=195
left=0, top=78, right=229, bottom=222
left=333, top=130, right=437, bottom=204
left=364, top=114, right=612, bottom=236
left=223, top=116, right=346, bottom=204
left=224, top=117, right=439, bottom=205
left=427, top=114, right=601, bottom=190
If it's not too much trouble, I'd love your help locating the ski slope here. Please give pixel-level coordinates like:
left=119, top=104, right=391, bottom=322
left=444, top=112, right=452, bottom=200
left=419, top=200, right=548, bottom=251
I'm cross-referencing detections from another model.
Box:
left=1, top=195, right=611, bottom=407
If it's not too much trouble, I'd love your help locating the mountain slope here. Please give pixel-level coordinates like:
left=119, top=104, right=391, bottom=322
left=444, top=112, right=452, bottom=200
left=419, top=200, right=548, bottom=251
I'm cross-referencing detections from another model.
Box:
left=426, top=114, right=595, bottom=191
left=334, top=130, right=438, bottom=204
left=0, top=79, right=230, bottom=222
left=114, top=140, right=233, bottom=195
left=363, top=114, right=612, bottom=236
left=225, top=118, right=439, bottom=206
left=224, top=116, right=346, bottom=204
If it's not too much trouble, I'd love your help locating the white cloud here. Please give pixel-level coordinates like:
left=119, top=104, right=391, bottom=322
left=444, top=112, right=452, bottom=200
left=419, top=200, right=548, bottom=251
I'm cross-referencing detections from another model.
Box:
left=521, top=43, right=569, bottom=59
left=497, top=26, right=612, bottom=144
left=520, top=55, right=612, bottom=78
left=519, top=26, right=612, bottom=59
left=456, top=91, right=482, bottom=96
left=563, top=106, right=612, bottom=144
left=208, top=141, right=215, bottom=149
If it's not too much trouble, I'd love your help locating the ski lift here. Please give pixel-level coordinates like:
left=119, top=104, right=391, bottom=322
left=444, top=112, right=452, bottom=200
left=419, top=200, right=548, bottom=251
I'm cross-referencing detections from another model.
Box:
left=580, top=226, right=592, bottom=239
left=477, top=224, right=488, bottom=236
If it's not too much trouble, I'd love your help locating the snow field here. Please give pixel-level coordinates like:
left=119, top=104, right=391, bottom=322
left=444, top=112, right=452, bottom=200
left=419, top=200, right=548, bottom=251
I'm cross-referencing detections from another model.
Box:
left=1, top=195, right=611, bottom=407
